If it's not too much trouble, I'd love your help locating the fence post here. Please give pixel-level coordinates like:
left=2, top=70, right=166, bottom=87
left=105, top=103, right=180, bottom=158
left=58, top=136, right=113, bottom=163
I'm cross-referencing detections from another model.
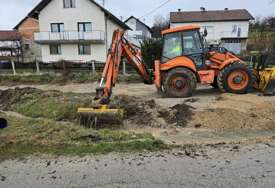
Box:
left=92, top=60, right=96, bottom=74
left=35, top=58, right=40, bottom=74
left=11, top=61, right=16, bottom=75
left=123, top=60, right=127, bottom=75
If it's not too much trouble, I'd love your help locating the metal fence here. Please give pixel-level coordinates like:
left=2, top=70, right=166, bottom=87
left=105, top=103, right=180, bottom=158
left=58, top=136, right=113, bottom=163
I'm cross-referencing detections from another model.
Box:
left=0, top=60, right=135, bottom=75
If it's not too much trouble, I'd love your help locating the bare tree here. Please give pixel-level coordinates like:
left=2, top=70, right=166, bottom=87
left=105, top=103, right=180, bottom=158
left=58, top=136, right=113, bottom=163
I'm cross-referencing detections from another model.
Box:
left=151, top=15, right=170, bottom=38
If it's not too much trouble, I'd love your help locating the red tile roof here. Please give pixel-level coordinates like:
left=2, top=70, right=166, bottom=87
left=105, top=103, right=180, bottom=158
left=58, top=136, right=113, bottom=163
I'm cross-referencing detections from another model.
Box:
left=171, top=9, right=254, bottom=23
left=0, top=30, right=21, bottom=41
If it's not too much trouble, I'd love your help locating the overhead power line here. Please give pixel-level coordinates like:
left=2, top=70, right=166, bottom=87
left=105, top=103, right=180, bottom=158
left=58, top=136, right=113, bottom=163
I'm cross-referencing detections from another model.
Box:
left=139, top=0, right=172, bottom=19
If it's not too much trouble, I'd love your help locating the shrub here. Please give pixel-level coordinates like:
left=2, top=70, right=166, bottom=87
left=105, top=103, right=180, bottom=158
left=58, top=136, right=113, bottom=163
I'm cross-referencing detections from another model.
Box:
left=140, top=38, right=163, bottom=70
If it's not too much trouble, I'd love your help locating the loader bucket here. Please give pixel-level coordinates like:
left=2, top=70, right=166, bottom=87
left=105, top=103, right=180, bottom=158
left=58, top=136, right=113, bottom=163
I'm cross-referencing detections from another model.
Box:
left=77, top=105, right=124, bottom=127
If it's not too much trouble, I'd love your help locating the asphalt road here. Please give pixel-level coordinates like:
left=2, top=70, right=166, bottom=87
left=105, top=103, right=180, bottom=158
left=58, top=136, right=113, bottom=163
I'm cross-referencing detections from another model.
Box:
left=1, top=143, right=275, bottom=188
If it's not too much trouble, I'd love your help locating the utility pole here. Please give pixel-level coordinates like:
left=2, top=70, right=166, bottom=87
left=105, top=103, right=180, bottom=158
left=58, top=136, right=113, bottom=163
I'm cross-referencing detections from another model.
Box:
left=102, top=0, right=105, bottom=7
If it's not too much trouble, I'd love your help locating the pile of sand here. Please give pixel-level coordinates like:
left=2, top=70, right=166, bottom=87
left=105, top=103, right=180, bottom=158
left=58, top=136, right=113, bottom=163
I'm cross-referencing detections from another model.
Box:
left=190, top=94, right=275, bottom=131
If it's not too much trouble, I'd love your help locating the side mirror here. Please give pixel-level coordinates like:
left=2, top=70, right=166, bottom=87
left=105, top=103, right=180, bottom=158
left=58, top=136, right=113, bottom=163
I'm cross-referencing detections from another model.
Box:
left=203, top=28, right=208, bottom=37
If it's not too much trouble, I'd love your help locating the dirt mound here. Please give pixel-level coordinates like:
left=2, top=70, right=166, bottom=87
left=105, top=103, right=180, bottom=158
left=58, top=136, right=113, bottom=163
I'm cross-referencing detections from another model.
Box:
left=111, top=95, right=193, bottom=128
left=190, top=93, right=275, bottom=131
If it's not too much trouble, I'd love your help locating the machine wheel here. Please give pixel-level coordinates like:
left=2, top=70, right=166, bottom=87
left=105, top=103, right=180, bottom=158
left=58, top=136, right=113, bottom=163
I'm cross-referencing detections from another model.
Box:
left=211, top=77, right=219, bottom=89
left=163, top=68, right=197, bottom=98
left=217, top=62, right=253, bottom=94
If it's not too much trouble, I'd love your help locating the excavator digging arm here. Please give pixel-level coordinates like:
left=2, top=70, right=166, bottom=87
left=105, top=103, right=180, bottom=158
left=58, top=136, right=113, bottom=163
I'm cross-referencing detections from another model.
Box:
left=95, top=29, right=152, bottom=104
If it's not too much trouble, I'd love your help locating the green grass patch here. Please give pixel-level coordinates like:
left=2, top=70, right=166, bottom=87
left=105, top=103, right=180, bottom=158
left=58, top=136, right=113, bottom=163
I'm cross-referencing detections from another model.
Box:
left=0, top=113, right=167, bottom=161
left=0, top=72, right=142, bottom=86
left=0, top=88, right=92, bottom=121
left=0, top=74, right=56, bottom=85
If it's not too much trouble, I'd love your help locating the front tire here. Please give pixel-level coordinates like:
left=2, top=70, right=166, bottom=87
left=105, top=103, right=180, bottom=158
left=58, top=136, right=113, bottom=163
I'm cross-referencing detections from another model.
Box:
left=163, top=68, right=197, bottom=98
left=211, top=77, right=219, bottom=89
left=217, top=62, right=253, bottom=94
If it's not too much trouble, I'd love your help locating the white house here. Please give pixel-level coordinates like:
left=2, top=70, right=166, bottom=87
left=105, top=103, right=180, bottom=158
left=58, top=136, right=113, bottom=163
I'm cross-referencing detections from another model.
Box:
left=124, top=16, right=152, bottom=47
left=27, top=0, right=129, bottom=63
left=170, top=8, right=254, bottom=54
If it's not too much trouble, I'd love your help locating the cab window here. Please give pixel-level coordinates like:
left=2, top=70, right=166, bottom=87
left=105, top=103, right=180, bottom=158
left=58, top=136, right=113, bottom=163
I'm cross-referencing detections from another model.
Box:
left=182, top=31, right=202, bottom=55
left=162, top=32, right=182, bottom=62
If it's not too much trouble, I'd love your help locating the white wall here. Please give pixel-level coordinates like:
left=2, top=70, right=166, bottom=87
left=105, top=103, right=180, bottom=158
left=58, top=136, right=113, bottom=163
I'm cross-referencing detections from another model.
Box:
left=125, top=18, right=137, bottom=31
left=39, top=0, right=105, bottom=32
left=171, top=21, right=249, bottom=42
left=39, top=0, right=123, bottom=63
left=125, top=17, right=151, bottom=47
left=106, top=18, right=123, bottom=48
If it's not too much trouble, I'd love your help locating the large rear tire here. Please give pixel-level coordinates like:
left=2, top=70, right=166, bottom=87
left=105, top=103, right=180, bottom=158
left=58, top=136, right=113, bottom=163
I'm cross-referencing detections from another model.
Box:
left=163, top=68, right=197, bottom=98
left=217, top=62, right=253, bottom=94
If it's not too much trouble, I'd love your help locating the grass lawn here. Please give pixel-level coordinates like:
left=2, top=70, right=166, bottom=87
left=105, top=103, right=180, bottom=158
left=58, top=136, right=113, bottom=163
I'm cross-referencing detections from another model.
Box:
left=0, top=112, right=167, bottom=161
left=0, top=72, right=142, bottom=85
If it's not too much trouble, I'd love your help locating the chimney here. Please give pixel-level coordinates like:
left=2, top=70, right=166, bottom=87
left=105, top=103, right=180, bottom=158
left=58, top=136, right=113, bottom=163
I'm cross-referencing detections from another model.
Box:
left=225, top=8, right=228, bottom=11
left=178, top=9, right=181, bottom=12
left=200, top=7, right=206, bottom=12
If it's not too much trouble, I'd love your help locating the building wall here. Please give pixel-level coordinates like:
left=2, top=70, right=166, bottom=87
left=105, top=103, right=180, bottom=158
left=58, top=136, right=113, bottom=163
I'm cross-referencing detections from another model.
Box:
left=125, top=17, right=151, bottom=46
left=17, top=17, right=42, bottom=62
left=39, top=0, right=105, bottom=32
left=38, top=0, right=122, bottom=63
left=171, top=21, right=249, bottom=42
left=126, top=18, right=137, bottom=31
left=22, top=39, right=42, bottom=62
left=136, top=21, right=151, bottom=38
left=17, top=17, right=40, bottom=39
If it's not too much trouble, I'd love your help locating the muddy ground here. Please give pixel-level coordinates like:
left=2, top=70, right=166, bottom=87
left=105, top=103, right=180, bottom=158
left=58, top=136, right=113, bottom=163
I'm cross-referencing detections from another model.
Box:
left=1, top=83, right=275, bottom=187
left=0, top=83, right=275, bottom=146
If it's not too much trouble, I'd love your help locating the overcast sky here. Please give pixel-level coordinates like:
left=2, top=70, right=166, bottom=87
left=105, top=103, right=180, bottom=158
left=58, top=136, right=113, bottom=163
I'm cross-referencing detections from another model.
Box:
left=0, top=0, right=275, bottom=30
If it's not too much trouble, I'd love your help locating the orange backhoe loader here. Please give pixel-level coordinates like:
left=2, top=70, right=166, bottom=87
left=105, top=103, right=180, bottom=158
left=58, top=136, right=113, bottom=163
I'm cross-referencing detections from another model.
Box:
left=78, top=25, right=253, bottom=125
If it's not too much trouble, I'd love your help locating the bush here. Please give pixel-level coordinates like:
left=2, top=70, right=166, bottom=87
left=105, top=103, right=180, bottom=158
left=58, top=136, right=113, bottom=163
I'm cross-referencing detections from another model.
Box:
left=248, top=31, right=275, bottom=51
left=140, top=38, right=163, bottom=69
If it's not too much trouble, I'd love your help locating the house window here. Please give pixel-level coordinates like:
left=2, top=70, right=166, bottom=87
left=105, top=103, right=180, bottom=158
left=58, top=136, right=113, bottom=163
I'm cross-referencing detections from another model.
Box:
left=63, top=0, right=76, bottom=8
left=78, top=44, right=91, bottom=55
left=50, top=44, right=62, bottom=55
left=78, top=22, right=92, bottom=32
left=51, top=23, right=64, bottom=32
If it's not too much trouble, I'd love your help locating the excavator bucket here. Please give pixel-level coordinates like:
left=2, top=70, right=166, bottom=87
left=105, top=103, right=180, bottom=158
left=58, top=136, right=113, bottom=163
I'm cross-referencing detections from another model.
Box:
left=77, top=105, right=124, bottom=127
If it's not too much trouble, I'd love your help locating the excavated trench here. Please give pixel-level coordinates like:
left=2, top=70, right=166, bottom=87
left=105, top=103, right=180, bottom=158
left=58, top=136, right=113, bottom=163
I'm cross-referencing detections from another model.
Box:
left=0, top=88, right=194, bottom=127
left=1, top=87, right=275, bottom=133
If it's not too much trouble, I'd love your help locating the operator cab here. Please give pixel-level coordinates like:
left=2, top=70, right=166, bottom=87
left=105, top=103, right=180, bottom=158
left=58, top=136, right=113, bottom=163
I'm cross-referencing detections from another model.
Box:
left=161, top=25, right=205, bottom=69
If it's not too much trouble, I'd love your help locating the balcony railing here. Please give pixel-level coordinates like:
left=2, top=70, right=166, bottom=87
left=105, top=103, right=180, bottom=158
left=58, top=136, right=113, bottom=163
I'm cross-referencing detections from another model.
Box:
left=34, top=31, right=105, bottom=44
left=220, top=31, right=248, bottom=39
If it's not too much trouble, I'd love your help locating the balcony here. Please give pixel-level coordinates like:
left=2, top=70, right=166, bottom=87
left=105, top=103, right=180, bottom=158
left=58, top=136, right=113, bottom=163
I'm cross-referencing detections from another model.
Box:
left=220, top=31, right=248, bottom=39
left=34, top=31, right=105, bottom=44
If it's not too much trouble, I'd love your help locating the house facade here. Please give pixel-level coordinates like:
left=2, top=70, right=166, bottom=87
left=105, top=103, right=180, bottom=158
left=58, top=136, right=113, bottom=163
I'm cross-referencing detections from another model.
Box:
left=14, top=17, right=41, bottom=63
left=170, top=9, right=254, bottom=54
left=25, top=0, right=129, bottom=63
left=124, top=16, right=152, bottom=46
